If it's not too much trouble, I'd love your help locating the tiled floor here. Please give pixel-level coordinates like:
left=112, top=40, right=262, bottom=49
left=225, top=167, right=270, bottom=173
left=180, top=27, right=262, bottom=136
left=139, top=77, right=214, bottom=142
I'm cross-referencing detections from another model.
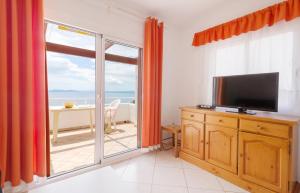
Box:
left=50, top=123, right=137, bottom=175
left=33, top=150, right=250, bottom=193
left=110, top=150, right=250, bottom=193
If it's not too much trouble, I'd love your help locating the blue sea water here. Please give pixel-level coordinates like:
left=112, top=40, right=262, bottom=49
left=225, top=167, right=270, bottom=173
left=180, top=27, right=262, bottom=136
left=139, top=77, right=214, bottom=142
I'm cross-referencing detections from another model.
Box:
left=48, top=90, right=135, bottom=106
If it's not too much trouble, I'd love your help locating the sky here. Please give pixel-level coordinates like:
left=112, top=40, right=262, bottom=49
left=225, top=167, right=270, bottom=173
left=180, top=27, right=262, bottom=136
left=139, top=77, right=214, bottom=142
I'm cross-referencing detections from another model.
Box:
left=46, top=23, right=138, bottom=92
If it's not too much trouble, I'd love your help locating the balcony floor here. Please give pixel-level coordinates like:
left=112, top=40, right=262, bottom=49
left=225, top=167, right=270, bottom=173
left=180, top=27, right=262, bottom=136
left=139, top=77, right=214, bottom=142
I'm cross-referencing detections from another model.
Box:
left=50, top=123, right=137, bottom=175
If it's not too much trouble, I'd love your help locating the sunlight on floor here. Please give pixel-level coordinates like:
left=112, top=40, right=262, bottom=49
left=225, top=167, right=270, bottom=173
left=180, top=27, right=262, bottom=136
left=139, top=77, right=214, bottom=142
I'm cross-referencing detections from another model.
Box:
left=50, top=123, right=137, bottom=175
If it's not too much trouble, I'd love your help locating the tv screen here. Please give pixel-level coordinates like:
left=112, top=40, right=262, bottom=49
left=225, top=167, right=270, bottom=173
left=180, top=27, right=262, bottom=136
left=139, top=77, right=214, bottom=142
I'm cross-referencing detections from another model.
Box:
left=212, top=72, right=279, bottom=112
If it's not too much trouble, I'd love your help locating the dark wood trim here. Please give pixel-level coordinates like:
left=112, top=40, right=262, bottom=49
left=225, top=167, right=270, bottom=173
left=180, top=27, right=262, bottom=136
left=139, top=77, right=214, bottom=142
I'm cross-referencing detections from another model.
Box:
left=46, top=42, right=96, bottom=58
left=105, top=53, right=137, bottom=65
left=46, top=42, right=138, bottom=64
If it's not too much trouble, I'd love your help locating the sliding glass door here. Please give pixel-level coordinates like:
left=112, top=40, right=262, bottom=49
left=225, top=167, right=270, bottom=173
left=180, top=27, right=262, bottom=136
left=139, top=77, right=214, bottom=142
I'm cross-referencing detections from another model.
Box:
left=45, top=21, right=142, bottom=176
left=103, top=40, right=142, bottom=158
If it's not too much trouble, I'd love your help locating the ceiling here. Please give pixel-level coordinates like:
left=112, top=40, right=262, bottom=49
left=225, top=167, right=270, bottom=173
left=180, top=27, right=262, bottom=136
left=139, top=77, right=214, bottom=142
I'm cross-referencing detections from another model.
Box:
left=109, top=0, right=231, bottom=26
left=84, top=0, right=280, bottom=28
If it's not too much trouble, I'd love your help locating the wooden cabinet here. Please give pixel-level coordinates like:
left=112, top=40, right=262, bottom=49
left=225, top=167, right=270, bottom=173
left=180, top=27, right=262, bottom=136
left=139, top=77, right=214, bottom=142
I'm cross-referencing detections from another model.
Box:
left=206, top=115, right=238, bottom=128
left=181, top=119, right=205, bottom=159
left=240, top=119, right=290, bottom=139
left=182, top=110, right=204, bottom=122
left=179, top=107, right=298, bottom=193
left=205, top=125, right=238, bottom=173
left=238, top=132, right=289, bottom=193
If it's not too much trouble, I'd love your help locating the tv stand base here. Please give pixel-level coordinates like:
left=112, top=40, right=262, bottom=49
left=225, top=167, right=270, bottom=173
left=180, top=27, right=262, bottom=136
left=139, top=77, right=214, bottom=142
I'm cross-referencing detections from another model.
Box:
left=226, top=107, right=256, bottom=115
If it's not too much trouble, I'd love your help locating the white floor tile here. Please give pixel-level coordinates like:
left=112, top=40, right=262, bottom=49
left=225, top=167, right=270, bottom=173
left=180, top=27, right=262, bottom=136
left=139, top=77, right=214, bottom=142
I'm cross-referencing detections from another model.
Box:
left=151, top=185, right=188, bottom=193
left=30, top=167, right=124, bottom=193
left=111, top=159, right=130, bottom=177
left=217, top=178, right=249, bottom=193
left=184, top=168, right=223, bottom=190
left=156, top=150, right=182, bottom=168
left=122, top=162, right=155, bottom=184
left=180, top=160, right=200, bottom=170
left=121, top=182, right=152, bottom=193
left=33, top=151, right=252, bottom=193
left=153, top=167, right=186, bottom=187
left=129, top=151, right=157, bottom=165
left=188, top=188, right=225, bottom=193
left=224, top=192, right=250, bottom=193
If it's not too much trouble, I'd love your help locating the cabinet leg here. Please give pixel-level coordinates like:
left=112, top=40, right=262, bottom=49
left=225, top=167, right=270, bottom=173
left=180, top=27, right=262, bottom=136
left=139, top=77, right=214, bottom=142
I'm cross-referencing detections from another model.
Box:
left=175, top=132, right=178, bottom=157
left=172, top=133, right=175, bottom=146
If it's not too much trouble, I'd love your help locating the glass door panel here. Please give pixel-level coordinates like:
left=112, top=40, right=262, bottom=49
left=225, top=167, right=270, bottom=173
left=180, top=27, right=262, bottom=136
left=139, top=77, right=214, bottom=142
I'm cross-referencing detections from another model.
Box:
left=103, top=40, right=141, bottom=157
left=46, top=22, right=97, bottom=175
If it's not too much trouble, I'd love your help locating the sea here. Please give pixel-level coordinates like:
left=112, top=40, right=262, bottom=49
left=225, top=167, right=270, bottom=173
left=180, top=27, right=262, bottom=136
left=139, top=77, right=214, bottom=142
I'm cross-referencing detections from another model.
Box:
left=48, top=90, right=135, bottom=106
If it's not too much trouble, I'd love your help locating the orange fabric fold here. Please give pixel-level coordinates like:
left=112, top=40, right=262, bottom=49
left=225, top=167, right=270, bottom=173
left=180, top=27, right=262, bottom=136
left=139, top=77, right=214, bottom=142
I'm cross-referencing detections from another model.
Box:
left=0, top=0, right=47, bottom=187
left=193, top=0, right=300, bottom=46
left=142, top=18, right=164, bottom=147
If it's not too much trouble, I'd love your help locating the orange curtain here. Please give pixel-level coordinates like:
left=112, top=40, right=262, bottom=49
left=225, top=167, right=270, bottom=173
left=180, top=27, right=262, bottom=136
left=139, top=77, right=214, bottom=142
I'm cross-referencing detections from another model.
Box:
left=142, top=17, right=164, bottom=147
left=193, top=0, right=300, bottom=46
left=0, top=0, right=47, bottom=187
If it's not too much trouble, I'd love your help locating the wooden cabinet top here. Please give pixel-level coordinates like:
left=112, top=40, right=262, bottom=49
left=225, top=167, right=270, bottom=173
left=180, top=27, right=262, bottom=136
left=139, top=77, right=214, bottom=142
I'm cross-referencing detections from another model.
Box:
left=180, top=106, right=300, bottom=127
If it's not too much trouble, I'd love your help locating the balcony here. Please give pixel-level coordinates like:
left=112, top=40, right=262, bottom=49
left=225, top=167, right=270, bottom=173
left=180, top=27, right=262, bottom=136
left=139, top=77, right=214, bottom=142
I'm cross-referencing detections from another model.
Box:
left=49, top=103, right=138, bottom=175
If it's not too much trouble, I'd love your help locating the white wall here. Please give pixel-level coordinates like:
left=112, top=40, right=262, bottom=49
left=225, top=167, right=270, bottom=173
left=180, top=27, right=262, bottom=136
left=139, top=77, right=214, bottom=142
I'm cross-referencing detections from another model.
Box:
left=161, top=28, right=185, bottom=125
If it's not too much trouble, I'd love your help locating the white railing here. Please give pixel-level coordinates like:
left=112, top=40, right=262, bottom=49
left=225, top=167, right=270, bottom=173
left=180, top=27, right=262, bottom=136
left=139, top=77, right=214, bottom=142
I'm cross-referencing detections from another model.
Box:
left=49, top=103, right=137, bottom=130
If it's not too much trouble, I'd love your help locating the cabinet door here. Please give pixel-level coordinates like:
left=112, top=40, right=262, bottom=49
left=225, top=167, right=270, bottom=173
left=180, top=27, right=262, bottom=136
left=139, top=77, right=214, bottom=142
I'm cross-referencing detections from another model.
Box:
left=181, top=119, right=204, bottom=159
left=238, top=132, right=289, bottom=193
left=205, top=125, right=238, bottom=173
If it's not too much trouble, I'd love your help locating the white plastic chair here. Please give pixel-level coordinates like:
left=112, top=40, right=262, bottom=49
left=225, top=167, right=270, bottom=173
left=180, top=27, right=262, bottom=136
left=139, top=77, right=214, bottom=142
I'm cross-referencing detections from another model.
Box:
left=105, top=99, right=121, bottom=130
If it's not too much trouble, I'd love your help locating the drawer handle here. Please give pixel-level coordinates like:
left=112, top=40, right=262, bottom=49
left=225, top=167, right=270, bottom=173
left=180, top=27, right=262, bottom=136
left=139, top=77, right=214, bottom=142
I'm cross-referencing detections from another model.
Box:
left=218, top=119, right=223, bottom=123
left=190, top=114, right=194, bottom=118
left=257, top=125, right=264, bottom=130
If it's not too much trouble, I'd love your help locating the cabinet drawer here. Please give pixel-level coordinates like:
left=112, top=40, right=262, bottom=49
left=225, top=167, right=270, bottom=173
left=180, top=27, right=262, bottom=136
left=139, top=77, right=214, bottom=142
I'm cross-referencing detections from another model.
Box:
left=240, top=119, right=290, bottom=139
left=206, top=115, right=238, bottom=128
left=182, top=111, right=204, bottom=122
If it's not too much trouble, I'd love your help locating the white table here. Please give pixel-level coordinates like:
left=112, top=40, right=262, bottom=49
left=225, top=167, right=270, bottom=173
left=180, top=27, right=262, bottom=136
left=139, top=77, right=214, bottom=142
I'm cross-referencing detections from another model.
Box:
left=50, top=106, right=95, bottom=142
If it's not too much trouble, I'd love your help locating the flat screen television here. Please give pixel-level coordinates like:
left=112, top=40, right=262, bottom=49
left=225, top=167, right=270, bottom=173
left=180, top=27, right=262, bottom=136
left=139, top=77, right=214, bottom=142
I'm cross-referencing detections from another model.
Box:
left=212, top=72, right=279, bottom=114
